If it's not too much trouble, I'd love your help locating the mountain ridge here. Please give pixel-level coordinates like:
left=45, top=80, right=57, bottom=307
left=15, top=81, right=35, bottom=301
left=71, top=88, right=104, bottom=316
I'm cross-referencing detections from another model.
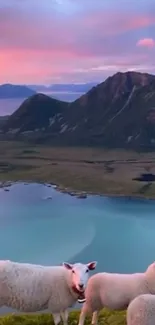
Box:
left=1, top=71, right=155, bottom=150
left=0, top=84, right=36, bottom=99
left=2, top=93, right=68, bottom=134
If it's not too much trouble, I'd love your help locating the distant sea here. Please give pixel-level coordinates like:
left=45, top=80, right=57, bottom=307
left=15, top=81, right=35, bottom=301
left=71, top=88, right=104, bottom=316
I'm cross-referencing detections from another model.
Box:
left=0, top=91, right=84, bottom=116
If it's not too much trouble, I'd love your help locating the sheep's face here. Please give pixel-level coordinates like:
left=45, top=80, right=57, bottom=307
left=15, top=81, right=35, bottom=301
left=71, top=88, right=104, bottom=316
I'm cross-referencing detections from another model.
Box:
left=63, top=261, right=97, bottom=293
left=146, top=261, right=155, bottom=275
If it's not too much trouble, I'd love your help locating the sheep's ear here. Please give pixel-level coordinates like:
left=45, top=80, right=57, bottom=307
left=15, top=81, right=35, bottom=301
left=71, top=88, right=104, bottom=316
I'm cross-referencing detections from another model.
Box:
left=62, top=262, right=73, bottom=270
left=87, top=261, right=97, bottom=270
left=150, top=262, right=155, bottom=268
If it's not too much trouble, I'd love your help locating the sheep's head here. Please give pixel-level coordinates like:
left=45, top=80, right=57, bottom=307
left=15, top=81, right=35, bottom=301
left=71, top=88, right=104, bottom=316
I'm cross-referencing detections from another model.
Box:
left=63, top=261, right=97, bottom=302
left=146, top=261, right=155, bottom=275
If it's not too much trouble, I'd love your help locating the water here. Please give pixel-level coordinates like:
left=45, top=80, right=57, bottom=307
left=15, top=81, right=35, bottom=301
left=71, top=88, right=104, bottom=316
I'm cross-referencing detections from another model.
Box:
left=0, top=98, right=25, bottom=116
left=0, top=91, right=83, bottom=116
left=1, top=182, right=155, bottom=272
left=1, top=182, right=155, bottom=313
left=43, top=90, right=83, bottom=102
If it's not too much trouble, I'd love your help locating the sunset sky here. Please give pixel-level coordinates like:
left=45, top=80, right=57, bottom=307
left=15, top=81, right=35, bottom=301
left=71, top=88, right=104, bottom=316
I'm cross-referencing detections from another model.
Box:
left=0, top=0, right=155, bottom=85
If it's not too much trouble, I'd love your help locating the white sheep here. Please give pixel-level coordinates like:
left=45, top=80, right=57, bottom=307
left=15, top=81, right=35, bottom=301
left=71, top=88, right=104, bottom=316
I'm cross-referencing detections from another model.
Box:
left=0, top=259, right=97, bottom=325
left=127, top=294, right=155, bottom=325
left=78, top=262, right=155, bottom=325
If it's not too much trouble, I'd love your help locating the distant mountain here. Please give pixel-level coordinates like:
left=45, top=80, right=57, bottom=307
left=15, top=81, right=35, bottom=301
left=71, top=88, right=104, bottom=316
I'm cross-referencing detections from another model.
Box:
left=29, top=83, right=97, bottom=93
left=0, top=84, right=36, bottom=99
left=2, top=71, right=155, bottom=150
left=28, top=85, right=48, bottom=92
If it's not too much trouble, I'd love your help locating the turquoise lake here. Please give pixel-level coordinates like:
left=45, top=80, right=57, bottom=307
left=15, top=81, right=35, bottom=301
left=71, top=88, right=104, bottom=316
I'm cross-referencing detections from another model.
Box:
left=1, top=182, right=155, bottom=273
left=1, top=182, right=155, bottom=313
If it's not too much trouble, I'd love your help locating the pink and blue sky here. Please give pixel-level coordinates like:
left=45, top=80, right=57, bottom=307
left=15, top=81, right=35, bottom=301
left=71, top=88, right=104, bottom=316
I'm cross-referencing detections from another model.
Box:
left=0, top=0, right=155, bottom=84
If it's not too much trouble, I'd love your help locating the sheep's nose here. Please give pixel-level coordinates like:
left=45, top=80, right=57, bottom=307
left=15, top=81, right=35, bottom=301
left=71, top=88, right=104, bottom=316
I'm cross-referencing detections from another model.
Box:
left=79, top=284, right=84, bottom=290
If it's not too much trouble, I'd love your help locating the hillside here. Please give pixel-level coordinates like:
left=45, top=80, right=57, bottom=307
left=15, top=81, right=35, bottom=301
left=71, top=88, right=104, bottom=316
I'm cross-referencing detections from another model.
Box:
left=0, top=115, right=9, bottom=127
left=56, top=71, right=155, bottom=148
left=0, top=84, right=36, bottom=99
left=2, top=93, right=68, bottom=134
left=1, top=71, right=155, bottom=150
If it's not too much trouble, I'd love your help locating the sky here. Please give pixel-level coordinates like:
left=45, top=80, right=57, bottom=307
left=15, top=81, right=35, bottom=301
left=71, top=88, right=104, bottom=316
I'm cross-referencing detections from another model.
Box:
left=0, top=0, right=155, bottom=85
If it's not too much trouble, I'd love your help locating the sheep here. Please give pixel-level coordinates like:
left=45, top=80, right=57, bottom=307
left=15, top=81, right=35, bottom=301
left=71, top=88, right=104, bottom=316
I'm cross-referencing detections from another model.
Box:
left=78, top=262, right=155, bottom=325
left=0, top=259, right=97, bottom=325
left=127, top=294, right=155, bottom=325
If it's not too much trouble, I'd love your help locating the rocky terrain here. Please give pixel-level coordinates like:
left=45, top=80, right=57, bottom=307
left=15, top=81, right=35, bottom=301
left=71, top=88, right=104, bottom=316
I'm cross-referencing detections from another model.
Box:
left=1, top=71, right=155, bottom=150
left=2, top=93, right=68, bottom=136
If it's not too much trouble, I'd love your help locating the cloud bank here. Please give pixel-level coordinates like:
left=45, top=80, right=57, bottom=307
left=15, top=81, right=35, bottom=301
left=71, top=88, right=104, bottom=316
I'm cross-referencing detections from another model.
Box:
left=0, top=0, right=155, bottom=83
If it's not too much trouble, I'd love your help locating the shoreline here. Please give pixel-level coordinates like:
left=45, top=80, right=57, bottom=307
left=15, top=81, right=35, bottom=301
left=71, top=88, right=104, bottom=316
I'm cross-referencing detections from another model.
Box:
left=1, top=142, right=155, bottom=201
left=1, top=179, right=155, bottom=201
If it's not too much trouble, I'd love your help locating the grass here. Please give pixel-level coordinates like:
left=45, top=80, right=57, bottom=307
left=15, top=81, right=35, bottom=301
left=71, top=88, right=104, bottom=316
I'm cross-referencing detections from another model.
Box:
left=0, top=310, right=126, bottom=325
left=1, top=140, right=155, bottom=198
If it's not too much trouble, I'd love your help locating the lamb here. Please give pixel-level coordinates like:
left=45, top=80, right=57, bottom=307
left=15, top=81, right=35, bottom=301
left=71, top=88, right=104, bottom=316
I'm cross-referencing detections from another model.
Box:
left=78, top=262, right=155, bottom=325
left=0, top=259, right=97, bottom=325
left=127, top=294, right=155, bottom=325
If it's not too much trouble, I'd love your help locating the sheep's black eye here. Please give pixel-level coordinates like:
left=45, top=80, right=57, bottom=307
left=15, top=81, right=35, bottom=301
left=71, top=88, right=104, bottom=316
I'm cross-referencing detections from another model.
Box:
left=86, top=269, right=89, bottom=273
left=72, top=270, right=75, bottom=273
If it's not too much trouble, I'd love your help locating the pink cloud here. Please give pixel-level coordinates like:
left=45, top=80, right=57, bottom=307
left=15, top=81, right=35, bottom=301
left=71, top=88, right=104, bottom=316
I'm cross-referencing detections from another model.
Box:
left=0, top=3, right=155, bottom=83
left=0, top=49, right=76, bottom=84
left=83, top=12, right=155, bottom=35
left=0, top=5, right=154, bottom=52
left=137, top=38, right=155, bottom=48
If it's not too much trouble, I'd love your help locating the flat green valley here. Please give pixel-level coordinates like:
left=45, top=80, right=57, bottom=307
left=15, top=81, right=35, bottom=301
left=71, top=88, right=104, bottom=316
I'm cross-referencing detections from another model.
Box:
left=1, top=141, right=155, bottom=198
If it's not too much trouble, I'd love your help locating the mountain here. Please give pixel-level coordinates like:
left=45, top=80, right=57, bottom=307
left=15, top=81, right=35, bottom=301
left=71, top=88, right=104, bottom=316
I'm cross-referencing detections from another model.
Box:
left=2, top=71, right=155, bottom=150
left=29, top=83, right=97, bottom=93
left=2, top=93, right=68, bottom=134
left=55, top=71, right=155, bottom=147
left=0, top=84, right=36, bottom=99
left=0, top=115, right=9, bottom=127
